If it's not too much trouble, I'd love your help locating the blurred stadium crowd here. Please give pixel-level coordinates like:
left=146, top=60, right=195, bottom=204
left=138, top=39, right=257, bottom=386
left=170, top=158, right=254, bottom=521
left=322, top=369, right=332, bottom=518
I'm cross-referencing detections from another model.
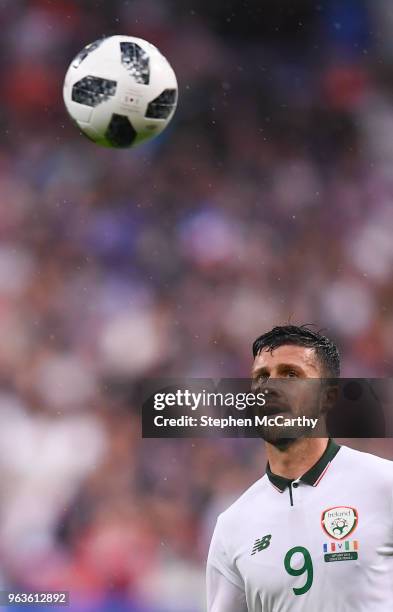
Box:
left=0, top=0, right=393, bottom=610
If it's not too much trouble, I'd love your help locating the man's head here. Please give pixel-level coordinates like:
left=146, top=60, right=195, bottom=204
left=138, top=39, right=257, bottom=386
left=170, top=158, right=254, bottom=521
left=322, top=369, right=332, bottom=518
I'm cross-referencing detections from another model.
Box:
left=252, top=325, right=340, bottom=379
left=251, top=325, right=340, bottom=446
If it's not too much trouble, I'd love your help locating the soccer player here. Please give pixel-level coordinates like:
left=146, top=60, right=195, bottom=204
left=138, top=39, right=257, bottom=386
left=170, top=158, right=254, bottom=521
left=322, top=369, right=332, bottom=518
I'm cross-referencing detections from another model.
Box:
left=206, top=325, right=393, bottom=611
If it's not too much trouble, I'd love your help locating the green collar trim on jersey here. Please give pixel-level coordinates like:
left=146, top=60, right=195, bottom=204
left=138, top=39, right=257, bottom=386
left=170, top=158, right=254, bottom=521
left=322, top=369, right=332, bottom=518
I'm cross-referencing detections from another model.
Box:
left=266, top=439, right=341, bottom=492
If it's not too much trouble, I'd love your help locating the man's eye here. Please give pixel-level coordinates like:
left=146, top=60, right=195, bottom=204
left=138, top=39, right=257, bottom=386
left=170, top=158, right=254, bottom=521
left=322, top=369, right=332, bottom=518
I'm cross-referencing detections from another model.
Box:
left=286, top=371, right=298, bottom=378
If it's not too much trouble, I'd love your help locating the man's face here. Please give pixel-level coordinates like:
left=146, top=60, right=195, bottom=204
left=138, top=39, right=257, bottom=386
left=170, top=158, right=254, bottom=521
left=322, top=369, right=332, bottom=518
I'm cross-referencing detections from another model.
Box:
left=251, top=344, right=327, bottom=445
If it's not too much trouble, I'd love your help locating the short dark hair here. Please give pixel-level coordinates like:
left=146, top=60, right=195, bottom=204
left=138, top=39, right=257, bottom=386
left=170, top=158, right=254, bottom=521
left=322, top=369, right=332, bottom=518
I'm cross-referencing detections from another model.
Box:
left=252, top=324, right=340, bottom=377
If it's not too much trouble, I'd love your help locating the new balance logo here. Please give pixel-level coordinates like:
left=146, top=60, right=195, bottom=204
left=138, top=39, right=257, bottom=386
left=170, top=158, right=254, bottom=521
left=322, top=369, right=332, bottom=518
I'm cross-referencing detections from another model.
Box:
left=251, top=534, right=272, bottom=555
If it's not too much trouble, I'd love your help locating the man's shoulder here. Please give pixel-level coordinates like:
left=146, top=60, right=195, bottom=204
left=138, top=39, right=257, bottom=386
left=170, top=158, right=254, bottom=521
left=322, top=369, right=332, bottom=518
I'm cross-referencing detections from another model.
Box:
left=339, top=444, right=393, bottom=484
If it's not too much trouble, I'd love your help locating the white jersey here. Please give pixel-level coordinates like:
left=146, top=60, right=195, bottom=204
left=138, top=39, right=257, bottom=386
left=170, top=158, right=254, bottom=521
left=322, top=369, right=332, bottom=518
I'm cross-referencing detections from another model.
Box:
left=206, top=441, right=393, bottom=611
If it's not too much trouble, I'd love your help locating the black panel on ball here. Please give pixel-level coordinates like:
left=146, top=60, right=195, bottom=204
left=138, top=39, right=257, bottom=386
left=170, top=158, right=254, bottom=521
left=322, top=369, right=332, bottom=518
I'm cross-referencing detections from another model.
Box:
left=120, top=42, right=150, bottom=84
left=72, top=76, right=117, bottom=107
left=105, top=114, right=136, bottom=147
left=145, top=89, right=177, bottom=119
left=72, top=39, right=104, bottom=69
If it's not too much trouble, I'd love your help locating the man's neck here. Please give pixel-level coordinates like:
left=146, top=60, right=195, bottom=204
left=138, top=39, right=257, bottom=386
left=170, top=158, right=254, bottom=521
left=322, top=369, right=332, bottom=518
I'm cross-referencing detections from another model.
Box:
left=266, top=437, right=329, bottom=480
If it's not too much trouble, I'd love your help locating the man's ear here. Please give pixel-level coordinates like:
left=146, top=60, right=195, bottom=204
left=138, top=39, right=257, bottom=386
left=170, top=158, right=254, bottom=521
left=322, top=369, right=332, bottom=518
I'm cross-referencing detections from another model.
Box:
left=320, top=381, right=339, bottom=415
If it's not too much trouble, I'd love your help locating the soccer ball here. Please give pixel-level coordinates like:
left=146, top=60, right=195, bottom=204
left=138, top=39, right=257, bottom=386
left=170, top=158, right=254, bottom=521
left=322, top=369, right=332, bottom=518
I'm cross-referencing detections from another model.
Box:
left=63, top=35, right=178, bottom=148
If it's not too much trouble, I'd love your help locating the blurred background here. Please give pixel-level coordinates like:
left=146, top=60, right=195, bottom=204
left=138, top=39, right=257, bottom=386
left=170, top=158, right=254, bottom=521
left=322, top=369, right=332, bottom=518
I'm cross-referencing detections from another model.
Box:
left=0, top=0, right=393, bottom=610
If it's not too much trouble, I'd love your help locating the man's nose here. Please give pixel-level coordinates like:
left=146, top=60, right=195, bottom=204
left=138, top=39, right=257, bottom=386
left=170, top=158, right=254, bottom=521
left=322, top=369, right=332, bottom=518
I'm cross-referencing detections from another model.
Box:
left=262, top=380, right=289, bottom=400
left=263, top=385, right=284, bottom=400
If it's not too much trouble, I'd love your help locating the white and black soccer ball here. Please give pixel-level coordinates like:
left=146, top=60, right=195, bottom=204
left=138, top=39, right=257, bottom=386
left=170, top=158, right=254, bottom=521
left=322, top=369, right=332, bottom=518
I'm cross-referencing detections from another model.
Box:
left=63, top=35, right=178, bottom=148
